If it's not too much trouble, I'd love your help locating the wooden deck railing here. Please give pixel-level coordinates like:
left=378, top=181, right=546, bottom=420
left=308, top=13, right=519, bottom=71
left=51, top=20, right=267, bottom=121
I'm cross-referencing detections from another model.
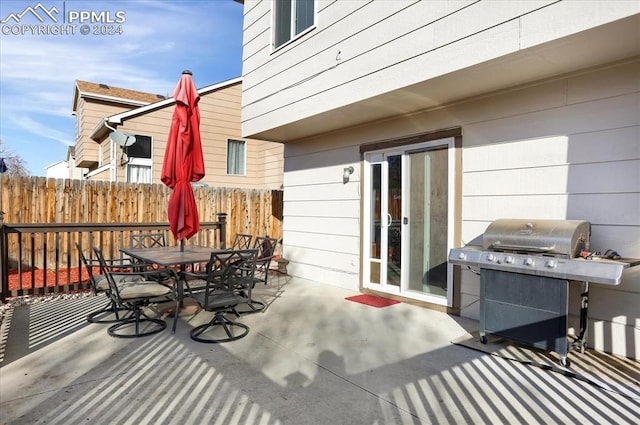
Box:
left=0, top=214, right=227, bottom=300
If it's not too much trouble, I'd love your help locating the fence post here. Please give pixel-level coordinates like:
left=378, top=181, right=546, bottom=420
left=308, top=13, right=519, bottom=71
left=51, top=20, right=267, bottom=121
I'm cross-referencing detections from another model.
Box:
left=0, top=212, right=7, bottom=302
left=217, top=212, right=227, bottom=249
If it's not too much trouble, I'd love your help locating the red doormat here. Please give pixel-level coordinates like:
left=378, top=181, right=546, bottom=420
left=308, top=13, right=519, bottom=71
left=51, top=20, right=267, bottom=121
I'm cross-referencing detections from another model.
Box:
left=345, top=294, right=400, bottom=308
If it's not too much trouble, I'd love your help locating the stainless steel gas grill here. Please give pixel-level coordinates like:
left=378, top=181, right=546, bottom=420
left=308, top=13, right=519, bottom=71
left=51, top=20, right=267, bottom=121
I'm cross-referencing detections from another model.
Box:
left=449, top=219, right=635, bottom=367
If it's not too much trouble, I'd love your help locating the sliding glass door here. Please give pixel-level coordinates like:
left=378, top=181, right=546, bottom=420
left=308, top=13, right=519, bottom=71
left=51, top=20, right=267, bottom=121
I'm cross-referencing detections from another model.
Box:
left=406, top=146, right=449, bottom=297
left=363, top=139, right=453, bottom=305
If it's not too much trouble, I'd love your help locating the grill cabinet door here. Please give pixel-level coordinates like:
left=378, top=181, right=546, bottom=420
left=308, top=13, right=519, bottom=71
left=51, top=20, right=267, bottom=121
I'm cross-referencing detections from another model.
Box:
left=480, top=269, right=569, bottom=357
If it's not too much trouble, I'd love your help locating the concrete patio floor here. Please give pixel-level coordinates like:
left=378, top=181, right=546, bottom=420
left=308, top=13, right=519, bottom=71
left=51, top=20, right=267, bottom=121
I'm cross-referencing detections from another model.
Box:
left=1, top=276, right=639, bottom=424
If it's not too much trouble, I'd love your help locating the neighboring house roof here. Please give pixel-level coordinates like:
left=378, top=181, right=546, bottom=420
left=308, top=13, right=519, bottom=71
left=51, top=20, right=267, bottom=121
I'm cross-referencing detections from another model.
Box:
left=45, top=160, right=66, bottom=169
left=71, top=80, right=167, bottom=115
left=44, top=160, right=69, bottom=179
left=89, top=77, right=243, bottom=141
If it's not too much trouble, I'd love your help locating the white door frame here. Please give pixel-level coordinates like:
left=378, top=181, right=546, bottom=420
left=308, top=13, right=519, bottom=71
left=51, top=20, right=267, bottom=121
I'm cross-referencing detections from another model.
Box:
left=362, top=137, right=455, bottom=307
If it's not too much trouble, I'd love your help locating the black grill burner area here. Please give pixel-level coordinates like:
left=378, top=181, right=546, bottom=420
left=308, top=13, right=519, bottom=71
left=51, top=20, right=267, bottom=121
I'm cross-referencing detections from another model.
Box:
left=449, top=219, right=637, bottom=367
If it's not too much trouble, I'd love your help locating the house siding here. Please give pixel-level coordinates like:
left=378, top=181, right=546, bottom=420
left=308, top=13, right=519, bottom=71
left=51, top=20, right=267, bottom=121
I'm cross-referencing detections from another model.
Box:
left=80, top=82, right=283, bottom=190
left=75, top=99, right=138, bottom=168
left=73, top=98, right=98, bottom=167
left=241, top=0, right=639, bottom=138
left=281, top=58, right=640, bottom=360
left=455, top=61, right=639, bottom=359
left=282, top=142, right=362, bottom=288
left=240, top=1, right=639, bottom=359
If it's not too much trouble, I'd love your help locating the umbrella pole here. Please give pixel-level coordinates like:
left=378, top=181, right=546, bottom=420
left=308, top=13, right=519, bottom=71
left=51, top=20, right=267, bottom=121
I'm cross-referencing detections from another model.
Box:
left=180, top=238, right=184, bottom=252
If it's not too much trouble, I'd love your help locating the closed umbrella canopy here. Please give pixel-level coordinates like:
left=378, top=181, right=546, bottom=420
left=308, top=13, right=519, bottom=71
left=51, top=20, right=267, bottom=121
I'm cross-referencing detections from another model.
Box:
left=161, top=70, right=205, bottom=242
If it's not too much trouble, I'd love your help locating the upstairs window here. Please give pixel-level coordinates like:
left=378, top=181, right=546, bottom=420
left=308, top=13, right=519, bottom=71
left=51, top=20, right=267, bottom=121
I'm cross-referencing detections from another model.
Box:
left=125, top=134, right=152, bottom=184
left=126, top=135, right=152, bottom=160
left=273, top=0, right=315, bottom=49
left=227, top=139, right=246, bottom=176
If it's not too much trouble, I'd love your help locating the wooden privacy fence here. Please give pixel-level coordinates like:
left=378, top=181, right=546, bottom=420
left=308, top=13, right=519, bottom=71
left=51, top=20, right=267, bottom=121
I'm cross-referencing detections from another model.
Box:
left=0, top=176, right=283, bottom=244
left=0, top=176, right=283, bottom=299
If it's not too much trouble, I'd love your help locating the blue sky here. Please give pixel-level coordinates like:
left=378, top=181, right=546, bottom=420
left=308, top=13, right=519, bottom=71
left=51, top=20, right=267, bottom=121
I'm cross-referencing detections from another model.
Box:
left=0, top=0, right=244, bottom=176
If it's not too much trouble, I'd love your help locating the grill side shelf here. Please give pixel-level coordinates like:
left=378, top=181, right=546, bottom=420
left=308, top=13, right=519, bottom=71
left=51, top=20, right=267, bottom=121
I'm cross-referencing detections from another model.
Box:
left=564, top=259, right=627, bottom=285
left=449, top=247, right=629, bottom=285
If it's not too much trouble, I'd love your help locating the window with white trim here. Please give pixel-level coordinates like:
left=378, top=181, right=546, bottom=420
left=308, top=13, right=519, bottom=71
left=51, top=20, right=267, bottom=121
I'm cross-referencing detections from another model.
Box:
left=273, top=0, right=315, bottom=49
left=227, top=139, right=246, bottom=176
left=125, top=135, right=152, bottom=184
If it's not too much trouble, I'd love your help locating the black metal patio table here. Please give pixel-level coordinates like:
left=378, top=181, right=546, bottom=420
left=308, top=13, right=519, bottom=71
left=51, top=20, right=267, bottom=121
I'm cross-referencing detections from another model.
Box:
left=121, top=245, right=219, bottom=268
left=120, top=245, right=232, bottom=331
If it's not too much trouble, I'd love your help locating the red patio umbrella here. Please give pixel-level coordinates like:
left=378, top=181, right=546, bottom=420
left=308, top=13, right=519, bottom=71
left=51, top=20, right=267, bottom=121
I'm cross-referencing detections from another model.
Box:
left=161, top=70, right=205, bottom=249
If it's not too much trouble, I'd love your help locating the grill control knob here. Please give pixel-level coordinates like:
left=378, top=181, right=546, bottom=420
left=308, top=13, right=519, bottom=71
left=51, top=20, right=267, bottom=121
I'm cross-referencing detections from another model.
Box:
left=486, top=254, right=495, bottom=262
left=504, top=255, right=514, bottom=264
left=545, top=260, right=556, bottom=268
left=524, top=258, right=534, bottom=266
left=458, top=252, right=466, bottom=260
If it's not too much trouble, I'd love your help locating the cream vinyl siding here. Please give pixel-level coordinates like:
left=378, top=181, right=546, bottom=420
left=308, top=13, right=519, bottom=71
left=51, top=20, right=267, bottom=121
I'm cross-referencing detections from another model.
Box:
left=241, top=0, right=638, bottom=138
left=282, top=144, right=361, bottom=289
left=256, top=140, right=284, bottom=188
left=73, top=99, right=95, bottom=166
left=98, top=82, right=282, bottom=189
left=75, top=99, right=141, bottom=168
left=279, top=58, right=639, bottom=359
left=73, top=99, right=106, bottom=167
left=456, top=61, right=640, bottom=359
left=240, top=0, right=638, bottom=359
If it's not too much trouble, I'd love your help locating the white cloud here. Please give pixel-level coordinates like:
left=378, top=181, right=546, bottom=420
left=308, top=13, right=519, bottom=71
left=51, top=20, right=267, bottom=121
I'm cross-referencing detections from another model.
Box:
left=13, top=116, right=74, bottom=147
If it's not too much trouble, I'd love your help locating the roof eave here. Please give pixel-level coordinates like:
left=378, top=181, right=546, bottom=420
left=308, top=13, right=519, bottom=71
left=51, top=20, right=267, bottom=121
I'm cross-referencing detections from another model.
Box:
left=89, top=118, right=112, bottom=141
left=100, top=76, right=244, bottom=127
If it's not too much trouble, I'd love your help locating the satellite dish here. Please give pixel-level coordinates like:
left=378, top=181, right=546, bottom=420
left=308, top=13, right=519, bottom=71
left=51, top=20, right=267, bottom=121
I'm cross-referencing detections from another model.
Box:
left=110, top=131, right=136, bottom=166
left=110, top=131, right=136, bottom=147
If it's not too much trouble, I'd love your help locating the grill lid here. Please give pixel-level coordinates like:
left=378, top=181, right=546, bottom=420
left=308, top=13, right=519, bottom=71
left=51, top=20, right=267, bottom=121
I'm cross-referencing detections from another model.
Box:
left=482, top=219, right=590, bottom=258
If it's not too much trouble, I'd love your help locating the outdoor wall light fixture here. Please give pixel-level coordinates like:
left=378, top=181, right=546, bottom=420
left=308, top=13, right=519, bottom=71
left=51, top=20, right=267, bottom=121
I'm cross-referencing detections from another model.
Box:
left=343, top=166, right=354, bottom=184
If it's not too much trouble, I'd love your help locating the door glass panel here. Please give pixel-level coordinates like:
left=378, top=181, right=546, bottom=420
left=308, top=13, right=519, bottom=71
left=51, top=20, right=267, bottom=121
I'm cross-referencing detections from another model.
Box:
left=387, top=155, right=402, bottom=287
left=370, top=163, right=381, bottom=283
left=407, top=148, right=448, bottom=297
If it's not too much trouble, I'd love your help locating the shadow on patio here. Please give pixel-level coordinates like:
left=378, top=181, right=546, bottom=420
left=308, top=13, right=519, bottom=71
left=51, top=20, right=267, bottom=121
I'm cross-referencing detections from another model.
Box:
left=1, top=277, right=639, bottom=424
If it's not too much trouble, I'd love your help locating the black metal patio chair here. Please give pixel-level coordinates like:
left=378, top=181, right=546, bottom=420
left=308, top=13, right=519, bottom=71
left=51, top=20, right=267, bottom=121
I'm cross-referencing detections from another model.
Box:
left=75, top=242, right=133, bottom=323
left=231, top=233, right=253, bottom=250
left=93, top=247, right=179, bottom=338
left=127, top=231, right=180, bottom=279
left=185, top=249, right=258, bottom=343
left=129, top=232, right=166, bottom=248
left=253, top=236, right=280, bottom=286
left=233, top=236, right=279, bottom=314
